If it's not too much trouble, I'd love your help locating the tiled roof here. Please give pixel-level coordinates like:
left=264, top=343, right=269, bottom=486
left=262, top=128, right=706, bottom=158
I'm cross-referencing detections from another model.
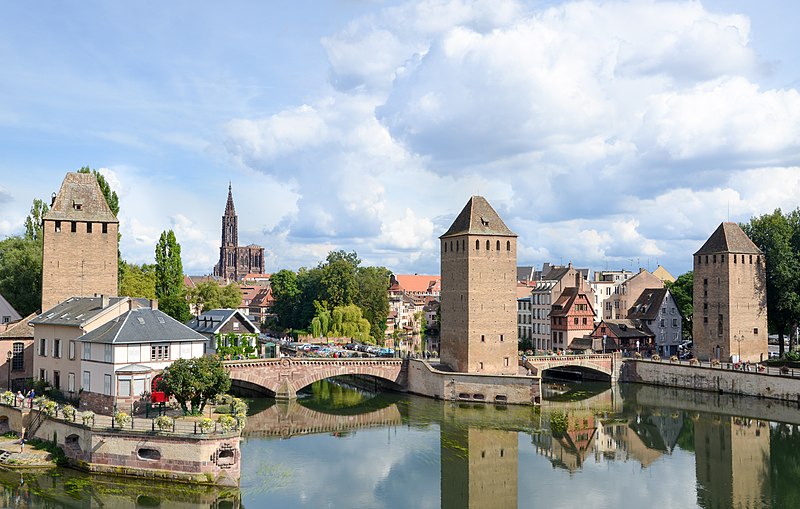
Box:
left=652, top=265, right=676, bottom=283
left=391, top=275, right=441, bottom=294
left=440, top=196, right=516, bottom=238
left=43, top=172, right=118, bottom=223
left=186, top=309, right=260, bottom=335
left=0, top=313, right=36, bottom=339
left=79, top=308, right=206, bottom=344
left=627, top=288, right=669, bottom=320
left=30, top=296, right=136, bottom=327
left=597, top=319, right=654, bottom=339
left=695, top=222, right=761, bottom=255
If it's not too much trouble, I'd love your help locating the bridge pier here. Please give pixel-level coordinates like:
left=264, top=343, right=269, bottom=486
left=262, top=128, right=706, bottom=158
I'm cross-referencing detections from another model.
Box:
left=274, top=380, right=297, bottom=401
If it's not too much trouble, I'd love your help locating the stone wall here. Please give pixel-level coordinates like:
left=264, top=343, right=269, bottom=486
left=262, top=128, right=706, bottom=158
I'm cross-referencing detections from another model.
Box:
left=407, top=359, right=540, bottom=405
left=621, top=359, right=800, bottom=403
left=79, top=390, right=116, bottom=415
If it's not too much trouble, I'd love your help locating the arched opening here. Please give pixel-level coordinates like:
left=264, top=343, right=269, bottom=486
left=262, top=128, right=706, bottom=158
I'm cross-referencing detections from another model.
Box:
left=65, top=434, right=82, bottom=454
left=229, top=378, right=276, bottom=398
left=0, top=416, right=8, bottom=434
left=137, top=448, right=161, bottom=461
left=496, top=240, right=500, bottom=250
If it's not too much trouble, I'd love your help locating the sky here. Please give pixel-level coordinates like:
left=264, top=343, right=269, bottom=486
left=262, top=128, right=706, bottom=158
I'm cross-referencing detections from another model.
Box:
left=1, top=0, right=799, bottom=278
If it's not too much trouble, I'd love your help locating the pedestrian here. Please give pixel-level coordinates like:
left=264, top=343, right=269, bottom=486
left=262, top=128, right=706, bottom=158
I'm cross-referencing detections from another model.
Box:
left=26, top=389, right=34, bottom=408
left=15, top=391, right=23, bottom=407
left=19, top=427, right=25, bottom=453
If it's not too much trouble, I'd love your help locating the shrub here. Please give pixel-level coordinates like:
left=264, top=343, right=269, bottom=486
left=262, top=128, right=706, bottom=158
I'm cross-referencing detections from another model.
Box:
left=82, top=411, right=95, bottom=427
left=689, top=358, right=700, bottom=366
left=43, top=400, right=58, bottom=417
left=198, top=418, right=214, bottom=433
left=155, top=415, right=174, bottom=431
left=217, top=414, right=236, bottom=433
left=670, top=355, right=679, bottom=362
left=651, top=354, right=661, bottom=362
left=114, top=411, right=131, bottom=428
left=0, top=391, right=14, bottom=405
left=711, top=359, right=721, bottom=367
left=634, top=352, right=643, bottom=359
left=230, top=397, right=248, bottom=415
left=61, top=404, right=76, bottom=422
left=234, top=412, right=247, bottom=431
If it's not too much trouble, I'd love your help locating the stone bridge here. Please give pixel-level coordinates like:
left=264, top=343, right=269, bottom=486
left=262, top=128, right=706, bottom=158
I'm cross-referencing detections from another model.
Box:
left=525, top=354, right=621, bottom=381
left=243, top=400, right=403, bottom=438
left=224, top=358, right=406, bottom=400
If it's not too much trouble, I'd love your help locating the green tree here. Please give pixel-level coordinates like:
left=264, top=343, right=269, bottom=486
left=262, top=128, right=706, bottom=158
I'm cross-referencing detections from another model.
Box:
left=320, top=254, right=359, bottom=309
left=159, top=356, right=231, bottom=415
left=665, top=271, right=693, bottom=340
left=119, top=262, right=156, bottom=299
left=188, top=281, right=242, bottom=315
left=154, top=230, right=188, bottom=322
left=270, top=269, right=301, bottom=329
left=742, top=209, right=800, bottom=355
left=77, top=166, right=119, bottom=216
left=356, top=266, right=390, bottom=342
left=24, top=198, right=49, bottom=242
left=328, top=304, right=371, bottom=341
left=0, top=236, right=42, bottom=315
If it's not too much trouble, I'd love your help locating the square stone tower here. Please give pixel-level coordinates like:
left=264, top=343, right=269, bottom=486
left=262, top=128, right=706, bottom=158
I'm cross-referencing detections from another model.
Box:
left=692, top=222, right=767, bottom=362
left=439, top=196, right=518, bottom=374
left=41, top=172, right=119, bottom=311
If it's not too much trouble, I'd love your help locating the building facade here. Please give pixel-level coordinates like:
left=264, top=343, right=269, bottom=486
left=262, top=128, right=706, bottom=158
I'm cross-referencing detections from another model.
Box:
left=603, top=269, right=664, bottom=320
left=549, top=287, right=595, bottom=351
left=439, top=196, right=518, bottom=374
left=41, top=172, right=119, bottom=311
left=627, top=288, right=682, bottom=356
left=213, top=184, right=265, bottom=281
left=692, top=222, right=768, bottom=362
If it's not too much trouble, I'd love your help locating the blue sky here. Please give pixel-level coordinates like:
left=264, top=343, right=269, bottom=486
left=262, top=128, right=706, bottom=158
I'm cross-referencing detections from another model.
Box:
left=1, top=0, right=799, bottom=277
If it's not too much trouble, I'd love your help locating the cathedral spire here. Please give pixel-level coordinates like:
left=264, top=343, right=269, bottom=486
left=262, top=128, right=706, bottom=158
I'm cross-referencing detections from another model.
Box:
left=225, top=182, right=236, bottom=216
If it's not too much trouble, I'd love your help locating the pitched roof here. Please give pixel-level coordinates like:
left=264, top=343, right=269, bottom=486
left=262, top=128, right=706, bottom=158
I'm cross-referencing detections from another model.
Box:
left=596, top=319, right=654, bottom=339
left=30, top=296, right=135, bottom=327
left=652, top=265, right=676, bottom=283
left=391, top=274, right=441, bottom=294
left=44, top=172, right=118, bottom=223
left=79, top=308, right=206, bottom=344
left=186, top=308, right=260, bottom=335
left=224, top=183, right=236, bottom=216
left=695, top=222, right=761, bottom=255
left=0, top=313, right=35, bottom=339
left=0, top=294, right=22, bottom=323
left=627, top=288, right=669, bottom=320
left=440, top=196, right=516, bottom=238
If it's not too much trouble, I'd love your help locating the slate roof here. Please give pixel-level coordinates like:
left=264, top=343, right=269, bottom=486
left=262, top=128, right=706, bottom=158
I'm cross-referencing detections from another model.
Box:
left=43, top=172, right=118, bottom=223
left=186, top=309, right=260, bottom=335
left=30, top=296, right=135, bottom=327
left=440, top=196, right=516, bottom=238
left=627, top=288, right=669, bottom=321
left=596, top=320, right=654, bottom=339
left=0, top=313, right=35, bottom=339
left=695, top=222, right=761, bottom=255
left=0, top=294, right=22, bottom=323
left=79, top=308, right=206, bottom=344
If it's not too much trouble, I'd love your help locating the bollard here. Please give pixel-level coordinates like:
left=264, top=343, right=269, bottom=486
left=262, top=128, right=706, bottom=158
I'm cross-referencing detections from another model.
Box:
left=152, top=419, right=155, bottom=432
left=194, top=422, right=197, bottom=434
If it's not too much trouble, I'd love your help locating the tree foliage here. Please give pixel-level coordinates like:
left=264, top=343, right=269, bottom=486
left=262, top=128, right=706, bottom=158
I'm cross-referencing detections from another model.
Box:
left=119, top=262, right=156, bottom=299
left=741, top=209, right=800, bottom=355
left=159, top=356, right=231, bottom=415
left=24, top=199, right=49, bottom=242
left=188, top=281, right=242, bottom=315
left=154, top=230, right=189, bottom=321
left=0, top=235, right=42, bottom=315
left=271, top=251, right=390, bottom=342
left=665, top=271, right=693, bottom=340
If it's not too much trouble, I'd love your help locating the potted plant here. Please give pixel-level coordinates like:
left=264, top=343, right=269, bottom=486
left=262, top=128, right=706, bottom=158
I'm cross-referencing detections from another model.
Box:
left=62, top=404, right=76, bottom=422
left=114, top=411, right=131, bottom=428
left=670, top=355, right=679, bottom=362
left=651, top=354, right=661, bottom=362
left=155, top=415, right=173, bottom=431
left=217, top=414, right=236, bottom=432
left=198, top=417, right=214, bottom=434
left=82, top=411, right=95, bottom=427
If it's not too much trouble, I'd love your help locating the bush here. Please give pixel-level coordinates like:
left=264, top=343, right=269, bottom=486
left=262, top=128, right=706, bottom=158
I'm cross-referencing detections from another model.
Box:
left=61, top=404, right=76, bottom=422
left=114, top=411, right=131, bottom=428
left=651, top=354, right=661, bottom=362
left=234, top=412, right=247, bottom=431
left=0, top=391, right=14, bottom=405
left=155, top=415, right=173, bottom=431
left=217, top=414, right=236, bottom=433
left=26, top=438, right=68, bottom=467
left=43, top=400, right=58, bottom=417
left=198, top=418, right=214, bottom=433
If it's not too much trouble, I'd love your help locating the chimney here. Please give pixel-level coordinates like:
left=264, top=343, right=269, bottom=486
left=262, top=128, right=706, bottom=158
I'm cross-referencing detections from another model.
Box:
left=101, top=294, right=109, bottom=309
left=150, top=299, right=158, bottom=310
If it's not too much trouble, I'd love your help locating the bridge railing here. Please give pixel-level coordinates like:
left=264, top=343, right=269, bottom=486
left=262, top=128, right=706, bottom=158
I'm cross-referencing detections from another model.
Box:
left=635, top=357, right=800, bottom=379
left=526, top=354, right=615, bottom=362
left=223, top=357, right=404, bottom=368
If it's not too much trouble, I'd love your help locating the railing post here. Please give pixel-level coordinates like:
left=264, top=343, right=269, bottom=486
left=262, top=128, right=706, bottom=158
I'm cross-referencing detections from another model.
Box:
left=112, top=416, right=115, bottom=428
left=152, top=419, right=155, bottom=431
left=194, top=422, right=197, bottom=434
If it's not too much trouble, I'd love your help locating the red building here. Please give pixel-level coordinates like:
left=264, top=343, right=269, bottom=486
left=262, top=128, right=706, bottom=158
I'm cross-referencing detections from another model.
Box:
left=550, top=287, right=595, bottom=352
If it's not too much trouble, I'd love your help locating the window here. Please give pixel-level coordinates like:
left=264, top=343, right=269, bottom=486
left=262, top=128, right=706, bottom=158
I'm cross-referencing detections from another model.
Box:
left=102, top=222, right=108, bottom=234
left=582, top=317, right=587, bottom=325
left=53, top=371, right=60, bottom=390
left=574, top=317, right=579, bottom=325
left=506, top=241, right=510, bottom=251
left=151, top=345, right=170, bottom=361
left=232, top=321, right=239, bottom=330
left=134, top=377, right=146, bottom=396
left=82, top=343, right=91, bottom=360
left=673, top=319, right=678, bottom=327
left=478, top=362, right=483, bottom=370
left=104, top=344, right=112, bottom=362
left=39, top=338, right=47, bottom=357
left=754, top=328, right=759, bottom=335
left=660, top=319, right=665, bottom=327
left=500, top=334, right=504, bottom=342
left=69, top=340, right=75, bottom=360
left=68, top=372, right=75, bottom=393
left=53, top=339, right=62, bottom=358
left=496, top=240, right=500, bottom=250
left=82, top=371, right=90, bottom=391
left=504, top=357, right=509, bottom=367
left=119, top=378, right=131, bottom=397
left=11, top=342, right=23, bottom=371
left=70, top=221, right=76, bottom=233
left=103, top=374, right=112, bottom=395
left=87, top=222, right=92, bottom=233
left=480, top=335, right=485, bottom=342
left=476, top=240, right=480, bottom=250
left=717, top=314, right=723, bottom=336
left=486, top=240, right=490, bottom=250
left=39, top=369, right=46, bottom=382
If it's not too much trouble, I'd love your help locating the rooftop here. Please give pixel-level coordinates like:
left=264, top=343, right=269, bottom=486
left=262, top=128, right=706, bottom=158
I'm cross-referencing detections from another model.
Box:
left=695, top=222, right=762, bottom=255
left=440, top=196, right=516, bottom=238
left=43, top=172, right=118, bottom=223
left=79, top=308, right=206, bottom=344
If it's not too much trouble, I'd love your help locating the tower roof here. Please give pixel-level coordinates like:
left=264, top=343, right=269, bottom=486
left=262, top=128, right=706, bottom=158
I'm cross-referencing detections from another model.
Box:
left=44, top=172, right=118, bottom=223
left=694, top=222, right=761, bottom=255
left=224, top=182, right=236, bottom=216
left=440, top=196, right=516, bottom=238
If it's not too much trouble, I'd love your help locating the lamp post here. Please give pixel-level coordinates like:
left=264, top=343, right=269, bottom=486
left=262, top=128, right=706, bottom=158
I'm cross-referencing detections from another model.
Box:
left=734, top=333, right=744, bottom=363
left=6, top=350, right=12, bottom=392
left=602, top=334, right=607, bottom=355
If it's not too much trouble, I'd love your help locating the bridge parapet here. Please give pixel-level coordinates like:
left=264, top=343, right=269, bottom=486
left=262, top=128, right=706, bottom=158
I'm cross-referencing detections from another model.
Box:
left=526, top=354, right=620, bottom=382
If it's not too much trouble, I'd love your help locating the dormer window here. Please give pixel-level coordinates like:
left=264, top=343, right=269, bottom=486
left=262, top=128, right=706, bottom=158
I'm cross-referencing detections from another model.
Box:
left=73, top=200, right=83, bottom=211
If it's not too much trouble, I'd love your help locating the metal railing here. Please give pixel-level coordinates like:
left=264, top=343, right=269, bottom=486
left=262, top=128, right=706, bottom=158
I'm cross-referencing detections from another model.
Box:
left=636, top=357, right=800, bottom=378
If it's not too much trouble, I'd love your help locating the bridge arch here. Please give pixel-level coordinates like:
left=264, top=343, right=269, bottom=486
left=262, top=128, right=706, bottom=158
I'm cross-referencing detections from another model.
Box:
left=224, top=358, right=405, bottom=400
left=525, top=354, right=617, bottom=382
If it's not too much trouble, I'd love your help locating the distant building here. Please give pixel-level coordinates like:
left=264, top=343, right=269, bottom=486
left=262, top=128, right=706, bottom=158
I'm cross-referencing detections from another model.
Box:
left=0, top=294, right=21, bottom=325
left=213, top=184, right=265, bottom=282
left=41, top=172, right=119, bottom=311
left=692, top=222, right=768, bottom=362
left=627, top=288, right=682, bottom=356
left=529, top=264, right=593, bottom=352
left=0, top=313, right=35, bottom=391
left=440, top=196, right=517, bottom=374
left=652, top=265, right=676, bottom=284
left=186, top=309, right=260, bottom=356
left=591, top=319, right=654, bottom=354
left=603, top=269, right=664, bottom=320
left=549, top=287, right=595, bottom=352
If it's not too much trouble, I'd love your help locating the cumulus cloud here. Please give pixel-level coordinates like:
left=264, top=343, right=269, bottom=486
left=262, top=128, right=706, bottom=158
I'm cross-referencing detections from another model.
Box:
left=222, top=0, right=800, bottom=276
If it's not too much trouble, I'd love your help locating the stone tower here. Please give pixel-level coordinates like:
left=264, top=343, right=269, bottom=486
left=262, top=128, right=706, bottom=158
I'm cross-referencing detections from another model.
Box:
left=213, top=183, right=265, bottom=281
left=692, top=222, right=768, bottom=362
left=439, top=196, right=518, bottom=374
left=41, top=172, right=119, bottom=311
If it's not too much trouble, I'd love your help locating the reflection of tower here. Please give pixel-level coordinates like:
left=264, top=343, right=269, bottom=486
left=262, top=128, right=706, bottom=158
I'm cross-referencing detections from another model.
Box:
left=694, top=415, right=770, bottom=509
left=439, top=196, right=518, bottom=374
left=441, top=409, right=518, bottom=509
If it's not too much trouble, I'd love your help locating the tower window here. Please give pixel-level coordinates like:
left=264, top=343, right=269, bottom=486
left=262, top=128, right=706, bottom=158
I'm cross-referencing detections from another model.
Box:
left=450, top=241, right=453, bottom=252
left=86, top=222, right=92, bottom=233
left=749, top=255, right=753, bottom=264
left=496, top=240, right=500, bottom=250
left=102, top=223, right=108, bottom=234
left=443, top=242, right=447, bottom=253
left=55, top=221, right=61, bottom=233
left=70, top=221, right=76, bottom=233
left=721, top=255, right=724, bottom=262
left=456, top=241, right=459, bottom=252
left=486, top=240, right=490, bottom=250
left=476, top=240, right=480, bottom=250
left=481, top=335, right=485, bottom=342
left=713, top=255, right=716, bottom=263
left=500, top=334, right=504, bottom=342
left=754, top=328, right=759, bottom=335
left=506, top=241, right=510, bottom=251
left=462, top=239, right=465, bottom=251
left=705, top=256, right=708, bottom=263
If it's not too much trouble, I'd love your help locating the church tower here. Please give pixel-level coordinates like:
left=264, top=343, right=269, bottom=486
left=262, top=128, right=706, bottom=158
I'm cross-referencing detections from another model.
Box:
left=41, top=172, right=119, bottom=311
left=692, top=222, right=768, bottom=362
left=439, top=196, right=518, bottom=374
left=222, top=183, right=238, bottom=248
left=213, top=183, right=265, bottom=281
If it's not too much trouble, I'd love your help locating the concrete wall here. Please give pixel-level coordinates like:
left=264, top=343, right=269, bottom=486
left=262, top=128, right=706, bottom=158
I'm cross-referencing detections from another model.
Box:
left=407, top=359, right=540, bottom=405
left=621, top=359, right=800, bottom=403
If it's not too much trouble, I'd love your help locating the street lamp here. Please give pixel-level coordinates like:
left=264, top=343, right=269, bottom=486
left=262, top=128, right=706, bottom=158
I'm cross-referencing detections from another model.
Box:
left=602, top=334, right=607, bottom=355
left=734, top=333, right=744, bottom=363
left=6, top=350, right=12, bottom=392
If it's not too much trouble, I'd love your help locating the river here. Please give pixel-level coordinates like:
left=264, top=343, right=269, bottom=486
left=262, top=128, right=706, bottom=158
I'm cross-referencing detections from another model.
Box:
left=1, top=380, right=799, bottom=508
